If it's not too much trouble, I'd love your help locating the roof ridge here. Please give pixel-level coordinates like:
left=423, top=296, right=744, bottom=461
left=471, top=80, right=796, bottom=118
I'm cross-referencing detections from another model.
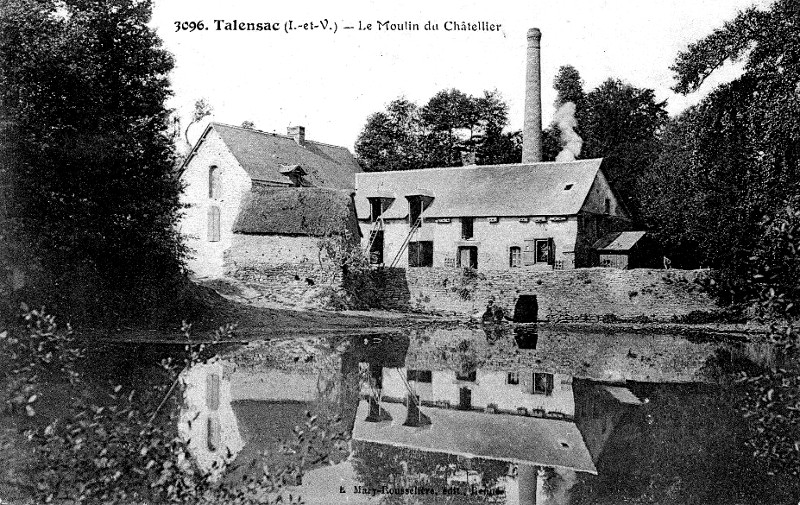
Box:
left=211, top=122, right=350, bottom=151
left=356, top=158, right=604, bottom=177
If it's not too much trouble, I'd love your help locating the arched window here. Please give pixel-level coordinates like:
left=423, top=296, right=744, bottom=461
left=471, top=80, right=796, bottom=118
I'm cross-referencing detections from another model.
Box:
left=207, top=206, right=220, bottom=242
left=208, top=165, right=220, bottom=199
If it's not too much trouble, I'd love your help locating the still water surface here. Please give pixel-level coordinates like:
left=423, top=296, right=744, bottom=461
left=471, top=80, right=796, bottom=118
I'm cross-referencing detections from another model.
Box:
left=95, top=325, right=791, bottom=504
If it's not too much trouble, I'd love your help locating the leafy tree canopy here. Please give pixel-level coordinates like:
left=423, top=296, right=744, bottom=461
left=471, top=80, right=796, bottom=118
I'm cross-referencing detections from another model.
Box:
left=543, top=66, right=668, bottom=218
left=640, top=0, right=800, bottom=279
left=0, top=0, right=188, bottom=324
left=355, top=89, right=520, bottom=172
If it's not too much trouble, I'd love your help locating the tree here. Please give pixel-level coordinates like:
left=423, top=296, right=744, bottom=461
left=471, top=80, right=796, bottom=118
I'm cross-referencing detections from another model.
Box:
left=640, top=0, right=800, bottom=280
left=355, top=90, right=520, bottom=171
left=0, top=0, right=187, bottom=323
left=354, top=98, right=423, bottom=172
left=553, top=65, right=586, bottom=110
left=542, top=67, right=667, bottom=217
left=581, top=79, right=668, bottom=216
left=639, top=0, right=800, bottom=485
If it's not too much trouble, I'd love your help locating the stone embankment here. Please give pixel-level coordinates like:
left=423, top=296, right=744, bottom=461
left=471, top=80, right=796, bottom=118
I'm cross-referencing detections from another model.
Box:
left=367, top=267, right=718, bottom=323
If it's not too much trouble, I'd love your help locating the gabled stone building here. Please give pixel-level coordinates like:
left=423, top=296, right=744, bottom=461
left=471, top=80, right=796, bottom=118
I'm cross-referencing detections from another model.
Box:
left=179, top=122, right=361, bottom=278
left=354, top=158, right=630, bottom=270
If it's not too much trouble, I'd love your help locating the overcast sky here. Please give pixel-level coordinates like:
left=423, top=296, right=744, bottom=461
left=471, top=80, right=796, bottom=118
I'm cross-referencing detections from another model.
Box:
left=151, top=0, right=773, bottom=151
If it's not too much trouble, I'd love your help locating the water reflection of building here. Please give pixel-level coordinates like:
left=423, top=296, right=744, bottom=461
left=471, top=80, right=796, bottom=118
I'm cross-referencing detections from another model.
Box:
left=178, top=339, right=363, bottom=482
left=179, top=357, right=244, bottom=477
left=353, top=326, right=644, bottom=505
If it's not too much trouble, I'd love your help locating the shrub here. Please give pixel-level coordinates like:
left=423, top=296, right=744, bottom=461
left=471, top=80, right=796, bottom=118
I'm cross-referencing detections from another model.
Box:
left=2, top=308, right=346, bottom=503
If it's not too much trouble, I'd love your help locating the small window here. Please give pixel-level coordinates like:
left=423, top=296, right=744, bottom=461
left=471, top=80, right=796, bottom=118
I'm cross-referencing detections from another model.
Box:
left=207, top=206, right=221, bottom=242
left=461, top=217, right=474, bottom=239
left=208, top=166, right=221, bottom=199
left=509, top=246, right=521, bottom=268
left=408, top=241, right=433, bottom=267
left=407, top=369, right=432, bottom=383
left=564, top=184, right=573, bottom=191
left=533, top=373, right=554, bottom=395
left=605, top=198, right=611, bottom=214
left=507, top=372, right=519, bottom=385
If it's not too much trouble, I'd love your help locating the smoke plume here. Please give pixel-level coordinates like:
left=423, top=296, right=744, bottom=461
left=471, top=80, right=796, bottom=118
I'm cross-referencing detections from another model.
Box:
left=553, top=101, right=582, bottom=162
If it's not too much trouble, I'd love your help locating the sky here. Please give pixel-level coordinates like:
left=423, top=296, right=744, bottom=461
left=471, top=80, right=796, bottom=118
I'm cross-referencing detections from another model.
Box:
left=150, top=0, right=774, bottom=151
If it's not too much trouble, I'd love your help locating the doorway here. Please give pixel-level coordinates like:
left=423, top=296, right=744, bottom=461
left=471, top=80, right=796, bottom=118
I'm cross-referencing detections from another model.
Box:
left=458, top=246, right=478, bottom=269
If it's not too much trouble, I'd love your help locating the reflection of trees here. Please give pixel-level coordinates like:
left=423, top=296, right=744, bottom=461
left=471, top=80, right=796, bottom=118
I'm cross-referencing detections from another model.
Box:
left=352, top=441, right=507, bottom=504
left=569, top=384, right=781, bottom=505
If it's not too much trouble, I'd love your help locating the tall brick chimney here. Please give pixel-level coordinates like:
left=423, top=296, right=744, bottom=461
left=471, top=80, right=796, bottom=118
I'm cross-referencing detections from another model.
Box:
left=522, top=28, right=543, bottom=163
left=287, top=125, right=305, bottom=146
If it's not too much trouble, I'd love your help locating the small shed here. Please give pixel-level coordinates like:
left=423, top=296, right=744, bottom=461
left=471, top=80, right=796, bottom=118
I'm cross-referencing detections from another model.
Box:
left=593, top=231, right=653, bottom=269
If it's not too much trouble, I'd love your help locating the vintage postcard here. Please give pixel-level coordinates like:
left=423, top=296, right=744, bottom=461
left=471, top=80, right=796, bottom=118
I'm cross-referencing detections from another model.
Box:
left=0, top=0, right=797, bottom=504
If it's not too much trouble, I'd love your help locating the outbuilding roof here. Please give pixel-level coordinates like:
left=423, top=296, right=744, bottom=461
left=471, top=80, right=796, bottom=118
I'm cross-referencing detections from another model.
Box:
left=352, top=400, right=597, bottom=474
left=189, top=123, right=361, bottom=189
left=593, top=231, right=647, bottom=252
left=232, top=187, right=361, bottom=238
left=354, top=159, right=604, bottom=219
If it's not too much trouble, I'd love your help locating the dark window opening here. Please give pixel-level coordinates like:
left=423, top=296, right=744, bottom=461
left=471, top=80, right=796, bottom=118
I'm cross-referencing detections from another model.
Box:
left=507, top=372, right=519, bottom=385
left=458, top=246, right=478, bottom=269
left=456, top=370, right=477, bottom=382
left=605, top=198, right=611, bottom=214
left=509, top=246, right=521, bottom=267
left=209, top=166, right=220, bottom=199
left=461, top=217, right=474, bottom=239
left=408, top=196, right=424, bottom=227
left=459, top=387, right=472, bottom=410
left=564, top=184, right=573, bottom=191
left=369, top=230, right=384, bottom=264
left=408, top=241, right=433, bottom=267
left=407, top=369, right=432, bottom=383
left=369, top=198, right=383, bottom=222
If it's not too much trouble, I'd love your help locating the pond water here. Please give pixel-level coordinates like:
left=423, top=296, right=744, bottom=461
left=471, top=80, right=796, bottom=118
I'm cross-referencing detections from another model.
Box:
left=12, top=324, right=796, bottom=504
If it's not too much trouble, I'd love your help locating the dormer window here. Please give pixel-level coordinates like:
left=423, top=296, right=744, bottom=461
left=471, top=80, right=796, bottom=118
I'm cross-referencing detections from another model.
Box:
left=368, top=198, right=383, bottom=223
left=279, top=164, right=308, bottom=187
left=208, top=166, right=220, bottom=199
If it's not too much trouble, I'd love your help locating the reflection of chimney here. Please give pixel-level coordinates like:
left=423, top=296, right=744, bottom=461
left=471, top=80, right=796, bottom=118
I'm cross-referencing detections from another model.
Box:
left=522, top=28, right=542, bottom=163
left=287, top=125, right=305, bottom=146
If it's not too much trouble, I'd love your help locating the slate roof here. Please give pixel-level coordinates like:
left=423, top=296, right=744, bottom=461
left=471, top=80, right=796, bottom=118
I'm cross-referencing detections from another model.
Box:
left=354, top=159, right=604, bottom=220
left=190, top=123, right=361, bottom=189
left=352, top=400, right=596, bottom=474
left=593, top=231, right=647, bottom=252
left=232, top=187, right=361, bottom=238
